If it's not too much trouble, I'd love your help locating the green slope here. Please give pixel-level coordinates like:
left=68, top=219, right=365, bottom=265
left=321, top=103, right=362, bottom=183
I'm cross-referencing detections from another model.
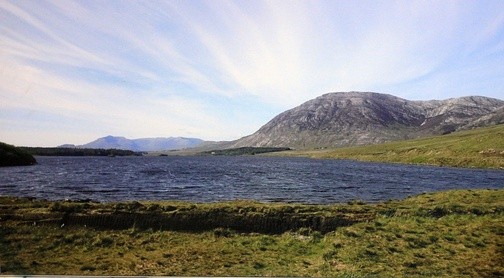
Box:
left=276, top=124, right=504, bottom=169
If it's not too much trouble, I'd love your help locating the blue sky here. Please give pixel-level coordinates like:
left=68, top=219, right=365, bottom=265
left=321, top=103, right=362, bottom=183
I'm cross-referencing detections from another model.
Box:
left=1, top=0, right=504, bottom=147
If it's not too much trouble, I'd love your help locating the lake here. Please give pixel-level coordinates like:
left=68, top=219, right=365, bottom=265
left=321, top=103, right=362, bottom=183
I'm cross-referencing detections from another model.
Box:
left=0, top=156, right=503, bottom=204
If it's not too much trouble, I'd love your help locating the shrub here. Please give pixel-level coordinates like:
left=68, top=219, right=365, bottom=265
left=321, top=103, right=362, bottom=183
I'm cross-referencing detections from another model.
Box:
left=147, top=204, right=161, bottom=211
left=49, top=202, right=87, bottom=213
left=213, top=228, right=234, bottom=238
left=323, top=250, right=338, bottom=261
left=80, top=265, right=96, bottom=271
left=430, top=206, right=450, bottom=217
left=93, top=236, right=114, bottom=247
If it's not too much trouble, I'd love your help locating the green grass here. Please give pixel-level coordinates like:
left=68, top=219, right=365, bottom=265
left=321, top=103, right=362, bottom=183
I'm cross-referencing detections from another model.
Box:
left=271, top=124, right=504, bottom=169
left=1, top=189, right=503, bottom=276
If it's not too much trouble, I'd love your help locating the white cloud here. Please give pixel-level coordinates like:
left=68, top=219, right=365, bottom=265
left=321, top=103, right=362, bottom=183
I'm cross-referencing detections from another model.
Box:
left=1, top=0, right=503, bottom=146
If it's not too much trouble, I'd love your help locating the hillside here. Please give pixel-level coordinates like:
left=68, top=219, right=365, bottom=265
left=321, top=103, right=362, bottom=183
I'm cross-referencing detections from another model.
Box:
left=230, top=92, right=504, bottom=149
left=274, top=124, right=504, bottom=169
left=0, top=142, right=37, bottom=167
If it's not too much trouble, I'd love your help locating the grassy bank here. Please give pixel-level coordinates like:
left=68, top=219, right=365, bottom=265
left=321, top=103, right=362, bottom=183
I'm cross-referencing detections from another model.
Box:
left=1, top=189, right=503, bottom=276
left=272, top=124, right=504, bottom=169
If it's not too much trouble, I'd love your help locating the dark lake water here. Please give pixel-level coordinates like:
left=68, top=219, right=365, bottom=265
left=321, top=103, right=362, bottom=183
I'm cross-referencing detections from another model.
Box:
left=0, top=156, right=503, bottom=204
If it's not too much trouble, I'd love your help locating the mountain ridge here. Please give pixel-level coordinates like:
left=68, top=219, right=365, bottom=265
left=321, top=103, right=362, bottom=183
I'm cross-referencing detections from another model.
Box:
left=61, top=136, right=204, bottom=152
left=229, top=92, right=504, bottom=149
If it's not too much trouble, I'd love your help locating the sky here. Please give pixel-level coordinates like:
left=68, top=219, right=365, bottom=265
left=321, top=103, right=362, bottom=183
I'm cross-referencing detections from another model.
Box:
left=1, top=0, right=504, bottom=147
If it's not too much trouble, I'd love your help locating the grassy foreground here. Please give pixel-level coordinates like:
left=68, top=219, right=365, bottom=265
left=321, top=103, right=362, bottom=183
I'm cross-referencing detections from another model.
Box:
left=1, top=189, right=503, bottom=277
left=272, top=125, right=504, bottom=169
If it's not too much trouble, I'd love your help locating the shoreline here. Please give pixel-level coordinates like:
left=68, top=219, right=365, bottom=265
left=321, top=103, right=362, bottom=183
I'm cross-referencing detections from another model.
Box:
left=1, top=189, right=503, bottom=276
left=1, top=188, right=501, bottom=234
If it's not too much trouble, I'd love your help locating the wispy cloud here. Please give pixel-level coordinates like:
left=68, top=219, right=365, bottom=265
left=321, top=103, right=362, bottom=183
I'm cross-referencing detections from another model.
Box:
left=1, top=0, right=503, bottom=146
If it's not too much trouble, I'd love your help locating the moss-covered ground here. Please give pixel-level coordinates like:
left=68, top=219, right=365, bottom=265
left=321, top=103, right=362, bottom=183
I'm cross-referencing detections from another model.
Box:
left=1, top=189, right=503, bottom=276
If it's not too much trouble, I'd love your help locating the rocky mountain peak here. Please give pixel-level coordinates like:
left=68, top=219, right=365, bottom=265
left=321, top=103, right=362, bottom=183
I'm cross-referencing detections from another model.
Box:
left=230, top=92, right=504, bottom=149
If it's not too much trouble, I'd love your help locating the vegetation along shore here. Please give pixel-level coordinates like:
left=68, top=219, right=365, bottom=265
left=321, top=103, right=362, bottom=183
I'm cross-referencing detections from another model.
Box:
left=1, top=189, right=502, bottom=276
left=0, top=142, right=37, bottom=167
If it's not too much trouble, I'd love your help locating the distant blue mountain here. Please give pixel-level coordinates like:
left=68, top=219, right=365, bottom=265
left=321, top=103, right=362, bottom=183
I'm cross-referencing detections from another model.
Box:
left=66, top=136, right=204, bottom=152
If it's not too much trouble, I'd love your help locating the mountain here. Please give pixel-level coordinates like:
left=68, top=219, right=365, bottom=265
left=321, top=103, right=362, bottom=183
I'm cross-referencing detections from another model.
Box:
left=71, top=136, right=204, bottom=152
left=230, top=92, right=504, bottom=149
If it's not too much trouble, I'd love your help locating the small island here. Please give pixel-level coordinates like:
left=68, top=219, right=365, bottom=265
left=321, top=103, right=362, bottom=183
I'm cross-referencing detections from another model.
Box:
left=0, top=142, right=37, bottom=167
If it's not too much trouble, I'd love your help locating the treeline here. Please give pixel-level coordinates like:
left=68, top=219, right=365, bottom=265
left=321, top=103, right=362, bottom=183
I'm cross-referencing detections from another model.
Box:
left=202, top=147, right=291, bottom=156
left=20, top=147, right=143, bottom=157
left=0, top=142, right=37, bottom=167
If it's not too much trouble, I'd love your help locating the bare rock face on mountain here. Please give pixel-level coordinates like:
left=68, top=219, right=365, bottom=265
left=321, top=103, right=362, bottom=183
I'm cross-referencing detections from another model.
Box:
left=231, top=92, right=504, bottom=149
left=413, top=96, right=504, bottom=136
left=458, top=105, right=504, bottom=130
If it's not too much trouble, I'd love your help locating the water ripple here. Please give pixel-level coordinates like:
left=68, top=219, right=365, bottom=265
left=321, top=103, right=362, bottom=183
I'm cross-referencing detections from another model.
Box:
left=0, top=156, right=503, bottom=204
